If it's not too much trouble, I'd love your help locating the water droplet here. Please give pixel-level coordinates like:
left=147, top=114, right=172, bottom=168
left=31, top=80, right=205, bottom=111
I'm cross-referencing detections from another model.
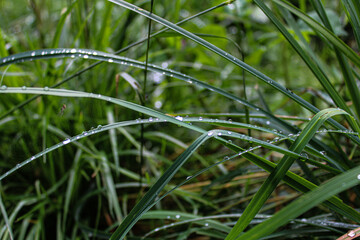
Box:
left=31, top=156, right=35, bottom=160
left=149, top=117, right=153, bottom=122
left=108, top=59, right=114, bottom=63
left=71, top=49, right=76, bottom=53
left=186, top=176, right=191, bottom=180
left=175, top=214, right=180, bottom=219
left=217, top=132, right=222, bottom=136
left=320, top=151, right=326, bottom=156
left=22, top=86, right=27, bottom=90
left=84, top=55, right=89, bottom=59
left=16, top=163, right=20, bottom=168
left=1, top=85, right=7, bottom=90
left=63, top=138, right=71, bottom=145
left=228, top=131, right=232, bottom=135
left=208, top=131, right=214, bottom=136
left=44, top=86, right=49, bottom=91
left=288, top=133, right=294, bottom=137
left=199, top=117, right=203, bottom=121
left=223, top=156, right=230, bottom=160
left=154, top=228, right=159, bottom=232
left=347, top=230, right=356, bottom=237
left=255, top=108, right=260, bottom=111
left=97, top=125, right=102, bottom=129
left=266, top=120, right=270, bottom=125
left=31, top=51, right=36, bottom=56
left=175, top=116, right=183, bottom=121
left=50, top=50, right=55, bottom=54
left=92, top=52, right=98, bottom=55
left=228, top=119, right=232, bottom=123
left=204, top=223, right=209, bottom=227
left=357, top=174, right=360, bottom=180
left=167, top=215, right=171, bottom=219
left=71, top=55, right=75, bottom=58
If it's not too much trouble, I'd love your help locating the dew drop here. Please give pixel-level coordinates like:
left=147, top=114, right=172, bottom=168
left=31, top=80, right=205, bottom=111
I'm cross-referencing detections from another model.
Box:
left=320, top=151, right=326, bottom=156
left=217, top=132, right=222, bottom=136
left=16, top=163, right=20, bottom=168
left=108, top=59, right=114, bottom=63
left=84, top=55, right=89, bottom=59
left=1, top=85, right=7, bottom=90
left=44, top=86, right=49, bottom=91
left=31, top=156, right=35, bottom=160
left=266, top=120, right=270, bottom=125
left=154, top=228, right=159, bottom=232
left=97, top=125, right=102, bottom=129
left=347, top=230, right=356, bottom=237
left=175, top=116, right=183, bottom=121
left=208, top=131, right=214, bottom=136
left=199, top=117, right=203, bottom=121
left=186, top=176, right=191, bottom=180
left=149, top=117, right=153, bottom=122
left=50, top=50, right=55, bottom=54
left=204, top=223, right=209, bottom=227
left=223, top=156, right=230, bottom=160
left=357, top=174, right=360, bottom=180
left=92, top=51, right=98, bottom=55
left=71, top=55, right=75, bottom=58
left=21, top=86, right=27, bottom=90
left=228, top=119, right=232, bottom=123
left=71, top=49, right=76, bottom=53
left=63, top=138, right=71, bottom=145
left=31, top=51, right=36, bottom=56
left=175, top=214, right=180, bottom=219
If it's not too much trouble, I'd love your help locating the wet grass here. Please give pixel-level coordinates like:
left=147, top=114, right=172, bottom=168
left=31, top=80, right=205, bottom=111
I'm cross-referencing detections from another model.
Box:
left=0, top=0, right=360, bottom=239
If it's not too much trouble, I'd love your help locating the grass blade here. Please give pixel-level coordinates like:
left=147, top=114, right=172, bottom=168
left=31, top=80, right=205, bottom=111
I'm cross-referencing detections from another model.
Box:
left=273, top=0, right=360, bottom=67
left=238, top=165, right=360, bottom=239
left=226, top=108, right=354, bottom=239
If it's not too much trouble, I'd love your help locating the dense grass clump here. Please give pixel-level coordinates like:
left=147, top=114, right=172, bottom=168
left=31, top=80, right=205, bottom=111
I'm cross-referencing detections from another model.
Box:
left=1, top=0, right=360, bottom=239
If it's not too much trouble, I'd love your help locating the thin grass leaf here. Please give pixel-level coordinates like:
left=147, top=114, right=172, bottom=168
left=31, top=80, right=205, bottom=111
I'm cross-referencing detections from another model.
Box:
left=107, top=0, right=360, bottom=146
left=273, top=0, right=360, bottom=67
left=0, top=47, right=353, bottom=166
left=109, top=133, right=210, bottom=240
left=0, top=0, right=230, bottom=120
left=310, top=0, right=360, bottom=120
left=254, top=0, right=357, bottom=130
left=238, top=165, right=360, bottom=240
left=226, top=108, right=353, bottom=239
left=0, top=193, right=14, bottom=240
left=342, top=0, right=360, bottom=49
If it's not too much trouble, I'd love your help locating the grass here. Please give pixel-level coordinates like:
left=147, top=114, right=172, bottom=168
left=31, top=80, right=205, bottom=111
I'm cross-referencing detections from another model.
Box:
left=0, top=0, right=360, bottom=239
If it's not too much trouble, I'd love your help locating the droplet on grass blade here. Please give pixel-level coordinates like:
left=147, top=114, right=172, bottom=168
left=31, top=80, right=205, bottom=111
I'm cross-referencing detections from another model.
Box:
left=175, top=116, right=183, bottom=121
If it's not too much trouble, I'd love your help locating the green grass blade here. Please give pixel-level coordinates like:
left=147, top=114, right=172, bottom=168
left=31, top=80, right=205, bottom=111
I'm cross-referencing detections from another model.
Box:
left=238, top=165, right=360, bottom=239
left=254, top=0, right=357, bottom=128
left=273, top=0, right=360, bottom=68
left=310, top=0, right=360, bottom=120
left=226, top=108, right=352, bottom=239
left=341, top=0, right=360, bottom=49
left=109, top=133, right=210, bottom=240
left=107, top=0, right=360, bottom=146
left=0, top=193, right=14, bottom=240
left=2, top=47, right=357, bottom=161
